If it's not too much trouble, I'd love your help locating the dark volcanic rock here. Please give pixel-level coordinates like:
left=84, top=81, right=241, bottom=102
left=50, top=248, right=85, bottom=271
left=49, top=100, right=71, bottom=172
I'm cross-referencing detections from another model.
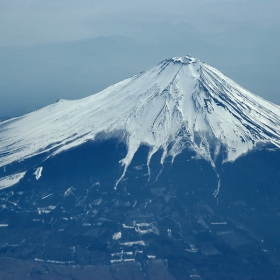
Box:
left=0, top=139, right=280, bottom=279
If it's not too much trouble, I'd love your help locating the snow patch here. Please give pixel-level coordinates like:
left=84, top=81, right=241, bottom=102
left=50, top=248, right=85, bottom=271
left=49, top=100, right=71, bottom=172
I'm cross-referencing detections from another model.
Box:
left=147, top=255, right=156, bottom=259
left=122, top=223, right=134, bottom=229
left=112, top=232, right=122, bottom=240
left=34, top=167, right=43, bottom=180
left=167, top=228, right=172, bottom=237
left=0, top=172, right=26, bottom=190
left=185, top=244, right=198, bottom=253
left=120, top=241, right=146, bottom=246
left=64, top=187, right=75, bottom=197
left=37, top=205, right=56, bottom=215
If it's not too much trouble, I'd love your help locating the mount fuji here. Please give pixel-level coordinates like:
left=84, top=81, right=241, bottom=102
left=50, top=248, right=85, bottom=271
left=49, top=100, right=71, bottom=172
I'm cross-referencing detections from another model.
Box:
left=1, top=56, right=280, bottom=279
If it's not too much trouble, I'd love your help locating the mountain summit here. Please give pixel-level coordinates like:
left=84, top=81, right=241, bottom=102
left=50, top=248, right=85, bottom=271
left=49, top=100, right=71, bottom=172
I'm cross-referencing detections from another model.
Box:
left=1, top=55, right=280, bottom=177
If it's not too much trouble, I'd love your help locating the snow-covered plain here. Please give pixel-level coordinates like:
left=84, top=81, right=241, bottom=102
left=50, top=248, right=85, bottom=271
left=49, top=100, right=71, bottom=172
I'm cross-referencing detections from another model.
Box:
left=1, top=56, right=280, bottom=184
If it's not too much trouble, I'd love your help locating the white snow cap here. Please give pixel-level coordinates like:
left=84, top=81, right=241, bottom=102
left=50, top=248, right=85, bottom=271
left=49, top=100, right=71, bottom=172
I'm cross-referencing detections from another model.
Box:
left=171, top=56, right=197, bottom=64
left=1, top=55, right=280, bottom=182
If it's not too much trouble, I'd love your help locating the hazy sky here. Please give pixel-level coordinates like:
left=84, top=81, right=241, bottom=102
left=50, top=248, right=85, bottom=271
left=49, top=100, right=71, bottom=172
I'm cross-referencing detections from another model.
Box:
left=1, top=0, right=279, bottom=46
left=0, top=0, right=280, bottom=117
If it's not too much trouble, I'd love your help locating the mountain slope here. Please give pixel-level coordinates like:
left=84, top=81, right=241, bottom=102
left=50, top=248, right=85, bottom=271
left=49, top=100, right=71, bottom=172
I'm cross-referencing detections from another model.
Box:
left=1, top=56, right=280, bottom=278
left=1, top=55, right=280, bottom=180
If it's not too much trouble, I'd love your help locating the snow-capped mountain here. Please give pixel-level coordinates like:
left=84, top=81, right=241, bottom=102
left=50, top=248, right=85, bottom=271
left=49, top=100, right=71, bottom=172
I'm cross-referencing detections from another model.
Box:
left=1, top=56, right=280, bottom=279
left=0, top=56, right=280, bottom=179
